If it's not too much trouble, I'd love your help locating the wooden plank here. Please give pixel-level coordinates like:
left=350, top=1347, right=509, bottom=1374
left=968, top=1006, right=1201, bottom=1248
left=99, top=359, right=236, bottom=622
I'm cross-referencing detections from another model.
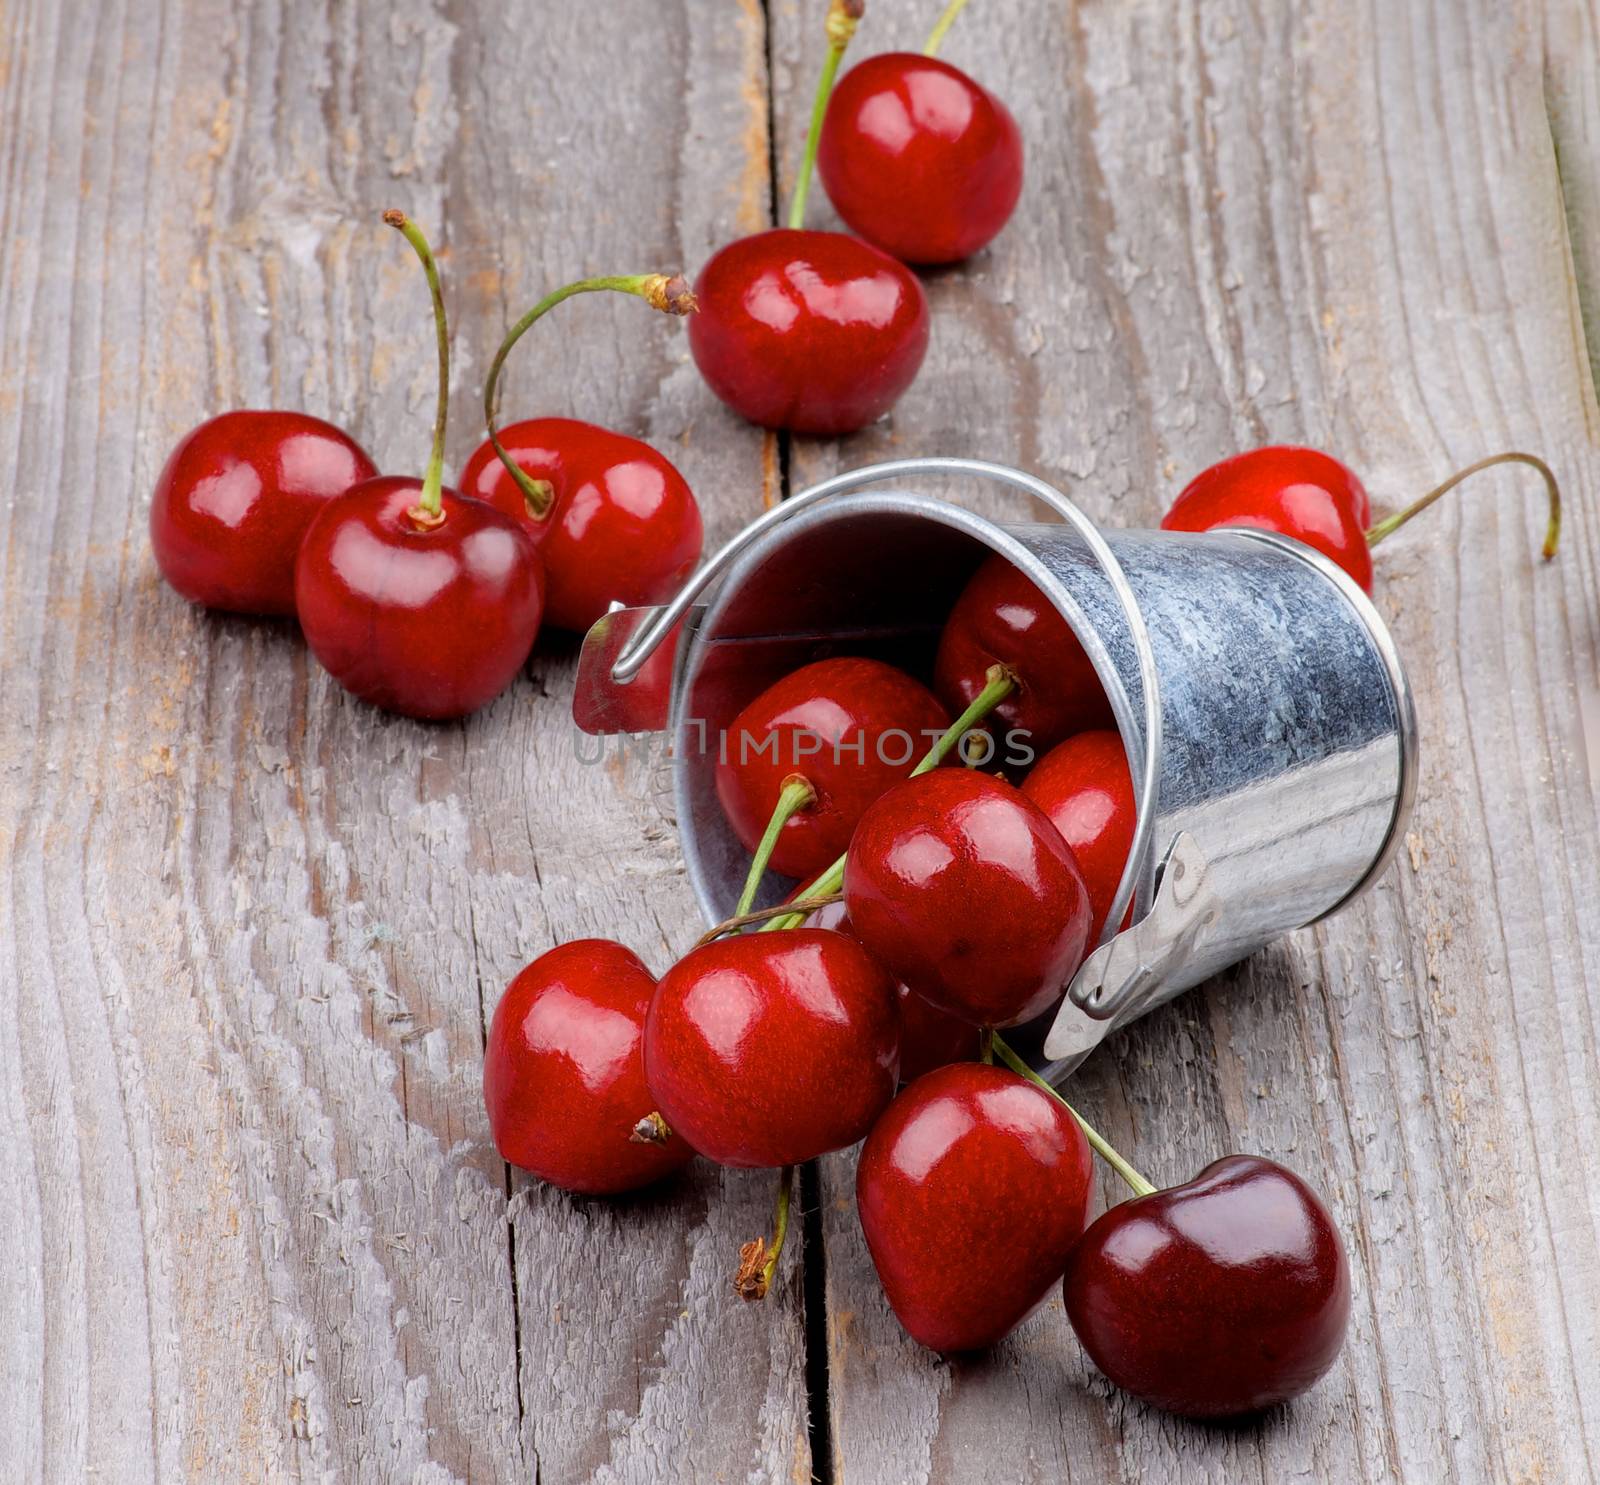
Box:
left=765, top=0, right=1600, bottom=1480
left=0, top=1, right=805, bottom=1481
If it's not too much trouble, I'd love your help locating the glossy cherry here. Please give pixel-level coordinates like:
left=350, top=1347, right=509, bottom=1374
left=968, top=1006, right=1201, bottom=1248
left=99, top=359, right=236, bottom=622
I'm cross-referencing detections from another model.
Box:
left=1163, top=446, right=1562, bottom=595
left=689, top=1, right=929, bottom=436
left=467, top=272, right=700, bottom=635
left=643, top=928, right=899, bottom=1168
left=716, top=657, right=951, bottom=882
left=150, top=410, right=376, bottom=615
left=806, top=896, right=981, bottom=1080
left=296, top=478, right=544, bottom=719
left=459, top=416, right=701, bottom=633
left=484, top=939, right=693, bottom=1195
left=818, top=52, right=1023, bottom=265
left=294, top=213, right=543, bottom=720
left=689, top=228, right=929, bottom=436
left=857, top=1063, right=1093, bottom=1352
left=1022, top=730, right=1135, bottom=944
left=1064, top=1155, right=1351, bottom=1417
left=935, top=555, right=1112, bottom=762
left=844, top=768, right=1092, bottom=1028
left=1161, top=447, right=1375, bottom=592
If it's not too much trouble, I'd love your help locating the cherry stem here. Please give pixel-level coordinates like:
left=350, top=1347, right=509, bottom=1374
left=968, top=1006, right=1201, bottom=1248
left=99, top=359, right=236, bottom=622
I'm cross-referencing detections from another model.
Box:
left=990, top=1034, right=1157, bottom=1198
left=484, top=273, right=697, bottom=519
left=788, top=0, right=864, bottom=230
left=736, top=1163, right=796, bottom=1301
left=696, top=894, right=845, bottom=947
left=383, top=211, right=450, bottom=526
left=759, top=664, right=1017, bottom=932
left=1365, top=451, right=1561, bottom=561
left=979, top=1029, right=995, bottom=1065
left=922, top=0, right=971, bottom=55
left=736, top=775, right=818, bottom=918
left=630, top=1111, right=673, bottom=1146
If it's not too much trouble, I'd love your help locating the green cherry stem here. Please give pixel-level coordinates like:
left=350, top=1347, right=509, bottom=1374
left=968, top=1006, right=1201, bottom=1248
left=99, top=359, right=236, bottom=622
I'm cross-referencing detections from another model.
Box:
left=788, top=0, right=865, bottom=230
left=736, top=1163, right=796, bottom=1301
left=922, top=0, right=972, bottom=55
left=735, top=774, right=818, bottom=917
left=1365, top=450, right=1561, bottom=560
left=759, top=663, right=1017, bottom=932
left=484, top=273, right=697, bottom=519
left=990, top=1034, right=1157, bottom=1198
left=383, top=210, right=450, bottom=529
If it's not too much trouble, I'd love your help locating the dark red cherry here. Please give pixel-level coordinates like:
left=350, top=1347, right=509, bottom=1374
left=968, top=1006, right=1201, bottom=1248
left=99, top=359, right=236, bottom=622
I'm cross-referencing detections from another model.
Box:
left=687, top=229, right=929, bottom=436
left=934, top=554, right=1112, bottom=761
left=643, top=928, right=899, bottom=1167
left=294, top=477, right=545, bottom=720
left=805, top=896, right=982, bottom=1081
left=1161, top=447, right=1375, bottom=592
left=458, top=416, right=703, bottom=633
left=844, top=768, right=1092, bottom=1028
left=484, top=939, right=692, bottom=1196
left=858, top=1063, right=1093, bottom=1352
left=149, top=410, right=376, bottom=615
left=715, top=657, right=951, bottom=882
left=1022, top=730, right=1136, bottom=944
left=818, top=52, right=1023, bottom=265
left=1064, top=1155, right=1352, bottom=1417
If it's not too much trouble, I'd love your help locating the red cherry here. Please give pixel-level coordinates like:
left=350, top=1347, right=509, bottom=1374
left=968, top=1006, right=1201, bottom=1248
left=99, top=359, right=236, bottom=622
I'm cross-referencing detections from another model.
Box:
left=818, top=53, right=1023, bottom=265
left=687, top=229, right=929, bottom=436
left=857, top=1063, right=1093, bottom=1352
left=844, top=769, right=1092, bottom=1028
left=1021, top=730, right=1136, bottom=944
left=459, top=416, right=702, bottom=634
left=149, top=410, right=376, bottom=615
left=935, top=555, right=1112, bottom=762
left=294, top=213, right=544, bottom=720
left=643, top=928, right=899, bottom=1167
left=1064, top=1155, right=1351, bottom=1417
left=295, top=477, right=544, bottom=720
left=805, top=896, right=982, bottom=1080
left=715, top=657, right=951, bottom=882
left=1161, top=447, right=1375, bottom=592
left=484, top=940, right=692, bottom=1196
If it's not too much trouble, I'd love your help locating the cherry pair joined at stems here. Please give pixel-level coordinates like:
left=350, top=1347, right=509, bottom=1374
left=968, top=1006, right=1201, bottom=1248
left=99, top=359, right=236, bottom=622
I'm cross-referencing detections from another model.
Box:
left=645, top=664, right=1028, bottom=1297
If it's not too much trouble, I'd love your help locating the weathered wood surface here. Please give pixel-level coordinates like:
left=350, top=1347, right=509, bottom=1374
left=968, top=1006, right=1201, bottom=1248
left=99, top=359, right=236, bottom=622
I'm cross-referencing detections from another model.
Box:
left=1, top=0, right=1597, bottom=1482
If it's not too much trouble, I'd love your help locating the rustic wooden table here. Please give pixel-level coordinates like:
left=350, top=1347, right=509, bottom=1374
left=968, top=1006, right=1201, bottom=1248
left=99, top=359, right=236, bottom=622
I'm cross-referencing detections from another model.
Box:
left=4, top=0, right=1599, bottom=1480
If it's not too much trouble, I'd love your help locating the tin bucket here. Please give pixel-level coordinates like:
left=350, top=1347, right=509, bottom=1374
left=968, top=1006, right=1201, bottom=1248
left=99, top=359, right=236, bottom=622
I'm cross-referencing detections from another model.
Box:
left=575, top=458, right=1417, bottom=1076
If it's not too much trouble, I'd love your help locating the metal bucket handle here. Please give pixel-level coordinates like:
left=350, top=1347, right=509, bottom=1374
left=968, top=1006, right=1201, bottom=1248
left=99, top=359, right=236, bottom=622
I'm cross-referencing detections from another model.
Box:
left=611, top=456, right=1166, bottom=981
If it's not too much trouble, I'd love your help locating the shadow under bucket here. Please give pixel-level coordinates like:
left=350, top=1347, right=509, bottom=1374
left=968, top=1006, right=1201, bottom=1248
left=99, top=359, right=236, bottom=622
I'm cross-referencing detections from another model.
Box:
left=580, top=459, right=1417, bottom=1076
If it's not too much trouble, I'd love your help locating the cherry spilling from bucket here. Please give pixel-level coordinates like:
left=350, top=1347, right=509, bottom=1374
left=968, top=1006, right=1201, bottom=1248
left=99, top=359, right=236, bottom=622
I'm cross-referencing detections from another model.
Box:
left=715, top=657, right=951, bottom=885
left=935, top=553, right=1113, bottom=758
left=484, top=939, right=693, bottom=1196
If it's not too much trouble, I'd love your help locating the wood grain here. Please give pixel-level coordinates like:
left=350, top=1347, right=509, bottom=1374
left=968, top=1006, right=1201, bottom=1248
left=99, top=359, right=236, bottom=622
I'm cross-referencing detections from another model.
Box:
left=766, top=0, right=1600, bottom=1481
left=0, top=1, right=801, bottom=1481
left=3, top=0, right=1599, bottom=1481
